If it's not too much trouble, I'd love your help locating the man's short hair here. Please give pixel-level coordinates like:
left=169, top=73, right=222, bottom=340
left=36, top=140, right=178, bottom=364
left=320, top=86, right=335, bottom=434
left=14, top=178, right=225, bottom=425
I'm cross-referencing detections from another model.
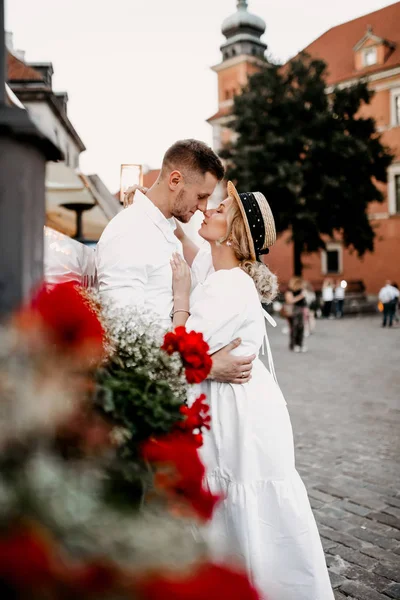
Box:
left=161, top=139, right=224, bottom=182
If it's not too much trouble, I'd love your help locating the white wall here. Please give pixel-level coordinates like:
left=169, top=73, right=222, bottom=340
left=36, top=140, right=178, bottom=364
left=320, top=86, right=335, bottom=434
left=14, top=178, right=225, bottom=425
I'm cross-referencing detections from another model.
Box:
left=24, top=101, right=81, bottom=169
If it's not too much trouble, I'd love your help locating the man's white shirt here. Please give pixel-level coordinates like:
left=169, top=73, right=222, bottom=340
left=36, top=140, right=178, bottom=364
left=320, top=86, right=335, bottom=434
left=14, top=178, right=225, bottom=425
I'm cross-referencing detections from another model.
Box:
left=96, top=191, right=182, bottom=328
left=379, top=284, right=400, bottom=304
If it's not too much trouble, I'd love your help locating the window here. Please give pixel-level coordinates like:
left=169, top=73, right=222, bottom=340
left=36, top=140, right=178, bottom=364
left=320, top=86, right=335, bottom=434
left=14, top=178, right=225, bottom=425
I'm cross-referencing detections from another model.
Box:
left=394, top=94, right=400, bottom=126
left=321, top=243, right=342, bottom=275
left=363, top=47, right=377, bottom=66
left=388, top=165, right=400, bottom=214
left=396, top=174, right=400, bottom=214
left=326, top=250, right=339, bottom=274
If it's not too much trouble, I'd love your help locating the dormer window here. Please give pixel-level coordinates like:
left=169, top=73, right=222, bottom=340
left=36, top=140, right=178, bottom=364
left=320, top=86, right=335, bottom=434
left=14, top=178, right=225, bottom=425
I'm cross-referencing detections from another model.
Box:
left=363, top=47, right=377, bottom=66
left=353, top=26, right=394, bottom=71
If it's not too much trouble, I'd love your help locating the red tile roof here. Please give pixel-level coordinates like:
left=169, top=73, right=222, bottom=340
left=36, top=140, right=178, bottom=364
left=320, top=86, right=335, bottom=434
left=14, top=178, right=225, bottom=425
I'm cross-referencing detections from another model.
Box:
left=300, top=1, right=400, bottom=85
left=207, top=106, right=233, bottom=123
left=7, top=52, right=43, bottom=82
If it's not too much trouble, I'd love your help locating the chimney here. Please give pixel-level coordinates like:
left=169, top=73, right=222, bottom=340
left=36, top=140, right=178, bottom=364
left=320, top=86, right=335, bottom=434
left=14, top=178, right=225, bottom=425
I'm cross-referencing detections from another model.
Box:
left=6, top=32, right=26, bottom=62
left=5, top=31, right=13, bottom=51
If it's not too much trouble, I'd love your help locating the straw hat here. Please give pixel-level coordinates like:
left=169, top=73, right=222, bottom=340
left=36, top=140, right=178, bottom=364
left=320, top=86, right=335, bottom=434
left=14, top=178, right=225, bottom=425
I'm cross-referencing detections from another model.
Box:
left=227, top=181, right=276, bottom=261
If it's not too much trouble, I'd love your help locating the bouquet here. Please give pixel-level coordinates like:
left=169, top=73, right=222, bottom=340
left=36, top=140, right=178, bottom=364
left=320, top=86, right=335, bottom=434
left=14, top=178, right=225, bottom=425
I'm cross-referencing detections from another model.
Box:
left=0, top=283, right=260, bottom=599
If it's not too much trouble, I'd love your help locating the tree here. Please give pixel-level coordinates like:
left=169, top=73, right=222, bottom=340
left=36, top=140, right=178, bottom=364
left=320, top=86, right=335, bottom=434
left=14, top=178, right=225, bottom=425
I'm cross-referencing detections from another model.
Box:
left=221, top=53, right=394, bottom=275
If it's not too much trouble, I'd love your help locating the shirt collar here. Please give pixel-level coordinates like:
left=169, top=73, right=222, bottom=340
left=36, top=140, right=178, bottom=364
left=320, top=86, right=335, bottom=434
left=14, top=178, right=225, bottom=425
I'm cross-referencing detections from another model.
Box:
left=135, top=190, right=177, bottom=244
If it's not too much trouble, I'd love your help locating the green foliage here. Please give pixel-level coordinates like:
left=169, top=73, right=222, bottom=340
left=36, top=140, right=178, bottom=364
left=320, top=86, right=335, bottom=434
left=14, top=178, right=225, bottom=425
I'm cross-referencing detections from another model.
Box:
left=222, top=53, right=394, bottom=274
left=96, top=361, right=184, bottom=451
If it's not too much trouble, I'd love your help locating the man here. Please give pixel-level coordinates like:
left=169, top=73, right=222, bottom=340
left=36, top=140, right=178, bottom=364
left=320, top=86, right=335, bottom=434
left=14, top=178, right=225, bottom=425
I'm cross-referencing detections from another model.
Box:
left=96, top=139, right=255, bottom=383
left=378, top=280, right=399, bottom=328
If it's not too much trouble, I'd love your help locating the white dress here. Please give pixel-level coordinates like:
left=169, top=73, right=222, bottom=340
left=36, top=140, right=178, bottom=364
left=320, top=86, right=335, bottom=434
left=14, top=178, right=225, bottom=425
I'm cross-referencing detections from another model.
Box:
left=186, top=256, right=334, bottom=600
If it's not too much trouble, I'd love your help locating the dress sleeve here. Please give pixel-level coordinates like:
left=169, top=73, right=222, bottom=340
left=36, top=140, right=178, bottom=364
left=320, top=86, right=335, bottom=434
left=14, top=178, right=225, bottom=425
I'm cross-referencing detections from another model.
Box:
left=191, top=242, right=214, bottom=289
left=186, top=271, right=244, bottom=354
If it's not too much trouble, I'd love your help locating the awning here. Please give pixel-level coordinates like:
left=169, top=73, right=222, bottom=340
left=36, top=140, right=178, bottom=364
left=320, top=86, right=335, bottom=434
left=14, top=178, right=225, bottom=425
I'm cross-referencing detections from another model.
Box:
left=46, top=162, right=109, bottom=240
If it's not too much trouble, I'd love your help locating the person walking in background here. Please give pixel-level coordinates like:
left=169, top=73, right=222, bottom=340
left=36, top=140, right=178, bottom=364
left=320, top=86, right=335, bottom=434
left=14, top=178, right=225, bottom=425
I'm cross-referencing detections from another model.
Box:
left=304, top=281, right=317, bottom=336
left=285, top=277, right=307, bottom=353
left=322, top=278, right=334, bottom=318
left=334, top=280, right=346, bottom=318
left=392, top=283, right=400, bottom=325
left=379, top=280, right=399, bottom=328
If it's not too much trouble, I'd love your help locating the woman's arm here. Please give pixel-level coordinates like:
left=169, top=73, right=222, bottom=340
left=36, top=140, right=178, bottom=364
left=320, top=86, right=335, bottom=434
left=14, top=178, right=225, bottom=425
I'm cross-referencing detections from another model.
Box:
left=285, top=290, right=305, bottom=305
left=170, top=253, right=191, bottom=328
left=173, top=220, right=200, bottom=267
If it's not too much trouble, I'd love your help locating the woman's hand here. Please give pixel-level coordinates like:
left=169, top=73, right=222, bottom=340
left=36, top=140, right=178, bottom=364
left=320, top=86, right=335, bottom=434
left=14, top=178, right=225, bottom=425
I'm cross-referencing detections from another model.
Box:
left=171, top=253, right=191, bottom=301
left=123, top=185, right=149, bottom=208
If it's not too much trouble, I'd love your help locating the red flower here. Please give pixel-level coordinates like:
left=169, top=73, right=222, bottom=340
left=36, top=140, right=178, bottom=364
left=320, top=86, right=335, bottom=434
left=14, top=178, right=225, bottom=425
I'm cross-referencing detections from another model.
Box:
left=176, top=394, right=211, bottom=443
left=0, top=523, right=64, bottom=590
left=69, top=561, right=122, bottom=596
left=142, top=433, right=221, bottom=521
left=17, top=282, right=104, bottom=363
left=137, top=563, right=261, bottom=600
left=162, top=327, right=212, bottom=384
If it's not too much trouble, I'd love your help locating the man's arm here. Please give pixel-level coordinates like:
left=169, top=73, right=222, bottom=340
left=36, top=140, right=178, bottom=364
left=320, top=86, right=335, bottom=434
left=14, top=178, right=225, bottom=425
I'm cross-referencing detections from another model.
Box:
left=210, top=339, right=255, bottom=385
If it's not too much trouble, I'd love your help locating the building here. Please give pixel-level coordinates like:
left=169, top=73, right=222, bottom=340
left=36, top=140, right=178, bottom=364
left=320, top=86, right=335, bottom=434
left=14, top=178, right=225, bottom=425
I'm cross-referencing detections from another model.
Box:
left=6, top=34, right=120, bottom=243
left=208, top=1, right=400, bottom=295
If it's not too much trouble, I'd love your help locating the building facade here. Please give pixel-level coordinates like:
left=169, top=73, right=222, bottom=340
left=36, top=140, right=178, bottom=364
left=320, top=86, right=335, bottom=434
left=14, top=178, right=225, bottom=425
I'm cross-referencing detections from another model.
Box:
left=6, top=34, right=120, bottom=243
left=208, top=1, right=400, bottom=295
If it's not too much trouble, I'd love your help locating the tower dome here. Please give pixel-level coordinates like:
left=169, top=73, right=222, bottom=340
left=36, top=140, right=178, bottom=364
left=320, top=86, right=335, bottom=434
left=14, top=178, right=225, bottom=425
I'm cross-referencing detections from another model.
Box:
left=222, top=0, right=266, bottom=38
left=220, top=0, right=267, bottom=61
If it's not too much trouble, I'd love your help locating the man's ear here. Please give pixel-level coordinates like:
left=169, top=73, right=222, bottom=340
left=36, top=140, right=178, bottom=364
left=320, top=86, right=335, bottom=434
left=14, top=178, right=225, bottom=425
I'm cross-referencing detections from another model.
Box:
left=168, top=170, right=184, bottom=191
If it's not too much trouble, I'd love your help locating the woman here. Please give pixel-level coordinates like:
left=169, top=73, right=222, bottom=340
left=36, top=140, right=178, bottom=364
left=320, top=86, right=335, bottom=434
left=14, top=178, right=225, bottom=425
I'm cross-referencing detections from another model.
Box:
left=284, top=277, right=307, bottom=352
left=322, top=279, right=334, bottom=318
left=170, top=182, right=333, bottom=600
left=334, top=280, right=345, bottom=319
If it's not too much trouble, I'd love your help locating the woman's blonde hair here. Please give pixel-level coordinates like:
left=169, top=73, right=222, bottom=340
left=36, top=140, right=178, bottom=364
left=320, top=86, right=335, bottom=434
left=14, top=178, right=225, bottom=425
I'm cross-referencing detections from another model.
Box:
left=288, top=276, right=303, bottom=292
left=222, top=201, right=278, bottom=304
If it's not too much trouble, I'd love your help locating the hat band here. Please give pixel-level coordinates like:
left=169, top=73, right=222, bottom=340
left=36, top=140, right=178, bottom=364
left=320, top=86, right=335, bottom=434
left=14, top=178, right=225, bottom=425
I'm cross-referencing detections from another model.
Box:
left=238, top=192, right=266, bottom=254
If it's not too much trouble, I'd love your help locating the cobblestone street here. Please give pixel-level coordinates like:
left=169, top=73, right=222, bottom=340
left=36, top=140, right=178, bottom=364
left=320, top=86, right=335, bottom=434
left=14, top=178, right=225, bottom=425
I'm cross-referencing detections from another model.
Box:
left=266, top=315, right=400, bottom=599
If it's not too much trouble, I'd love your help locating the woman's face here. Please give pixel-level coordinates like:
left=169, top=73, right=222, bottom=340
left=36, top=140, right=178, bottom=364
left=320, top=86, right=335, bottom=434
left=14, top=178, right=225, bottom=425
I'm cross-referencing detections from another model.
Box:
left=198, top=197, right=233, bottom=242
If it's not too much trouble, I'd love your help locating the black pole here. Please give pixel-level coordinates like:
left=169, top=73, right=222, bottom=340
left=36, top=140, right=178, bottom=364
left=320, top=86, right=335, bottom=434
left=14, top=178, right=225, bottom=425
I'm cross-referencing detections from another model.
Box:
left=0, top=0, right=62, bottom=317
left=0, top=0, right=5, bottom=105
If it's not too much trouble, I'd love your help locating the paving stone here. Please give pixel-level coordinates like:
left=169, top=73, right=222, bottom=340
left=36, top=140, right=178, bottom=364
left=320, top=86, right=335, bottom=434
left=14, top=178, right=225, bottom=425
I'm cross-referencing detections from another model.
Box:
left=383, top=506, right=400, bottom=520
left=387, top=498, right=400, bottom=510
left=309, top=497, right=324, bottom=510
left=321, top=536, right=338, bottom=552
left=308, top=488, right=337, bottom=504
left=333, top=590, right=354, bottom=600
left=317, top=513, right=354, bottom=533
left=339, top=580, right=391, bottom=600
left=329, top=570, right=347, bottom=589
left=342, top=564, right=392, bottom=593
left=327, top=544, right=377, bottom=569
left=337, top=500, right=372, bottom=517
left=319, top=527, right=364, bottom=550
left=368, top=513, right=400, bottom=531
left=347, top=527, right=399, bottom=550
left=361, top=546, right=400, bottom=565
left=334, top=592, right=351, bottom=600
left=314, top=485, right=345, bottom=500
left=385, top=583, right=400, bottom=599
left=375, top=563, right=400, bottom=583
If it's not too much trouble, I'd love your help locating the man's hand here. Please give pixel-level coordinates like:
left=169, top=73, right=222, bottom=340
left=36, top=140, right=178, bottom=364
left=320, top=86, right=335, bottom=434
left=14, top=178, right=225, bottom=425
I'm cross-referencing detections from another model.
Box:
left=123, top=185, right=148, bottom=208
left=210, top=339, right=255, bottom=384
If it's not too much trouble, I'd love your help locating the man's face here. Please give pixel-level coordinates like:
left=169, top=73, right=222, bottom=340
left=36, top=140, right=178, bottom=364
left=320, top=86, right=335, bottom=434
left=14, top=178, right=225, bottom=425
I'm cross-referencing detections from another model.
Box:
left=171, top=172, right=219, bottom=223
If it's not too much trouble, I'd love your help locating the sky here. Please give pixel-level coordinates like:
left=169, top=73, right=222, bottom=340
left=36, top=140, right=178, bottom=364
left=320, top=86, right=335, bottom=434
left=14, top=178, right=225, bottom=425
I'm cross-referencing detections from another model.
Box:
left=5, top=0, right=398, bottom=192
